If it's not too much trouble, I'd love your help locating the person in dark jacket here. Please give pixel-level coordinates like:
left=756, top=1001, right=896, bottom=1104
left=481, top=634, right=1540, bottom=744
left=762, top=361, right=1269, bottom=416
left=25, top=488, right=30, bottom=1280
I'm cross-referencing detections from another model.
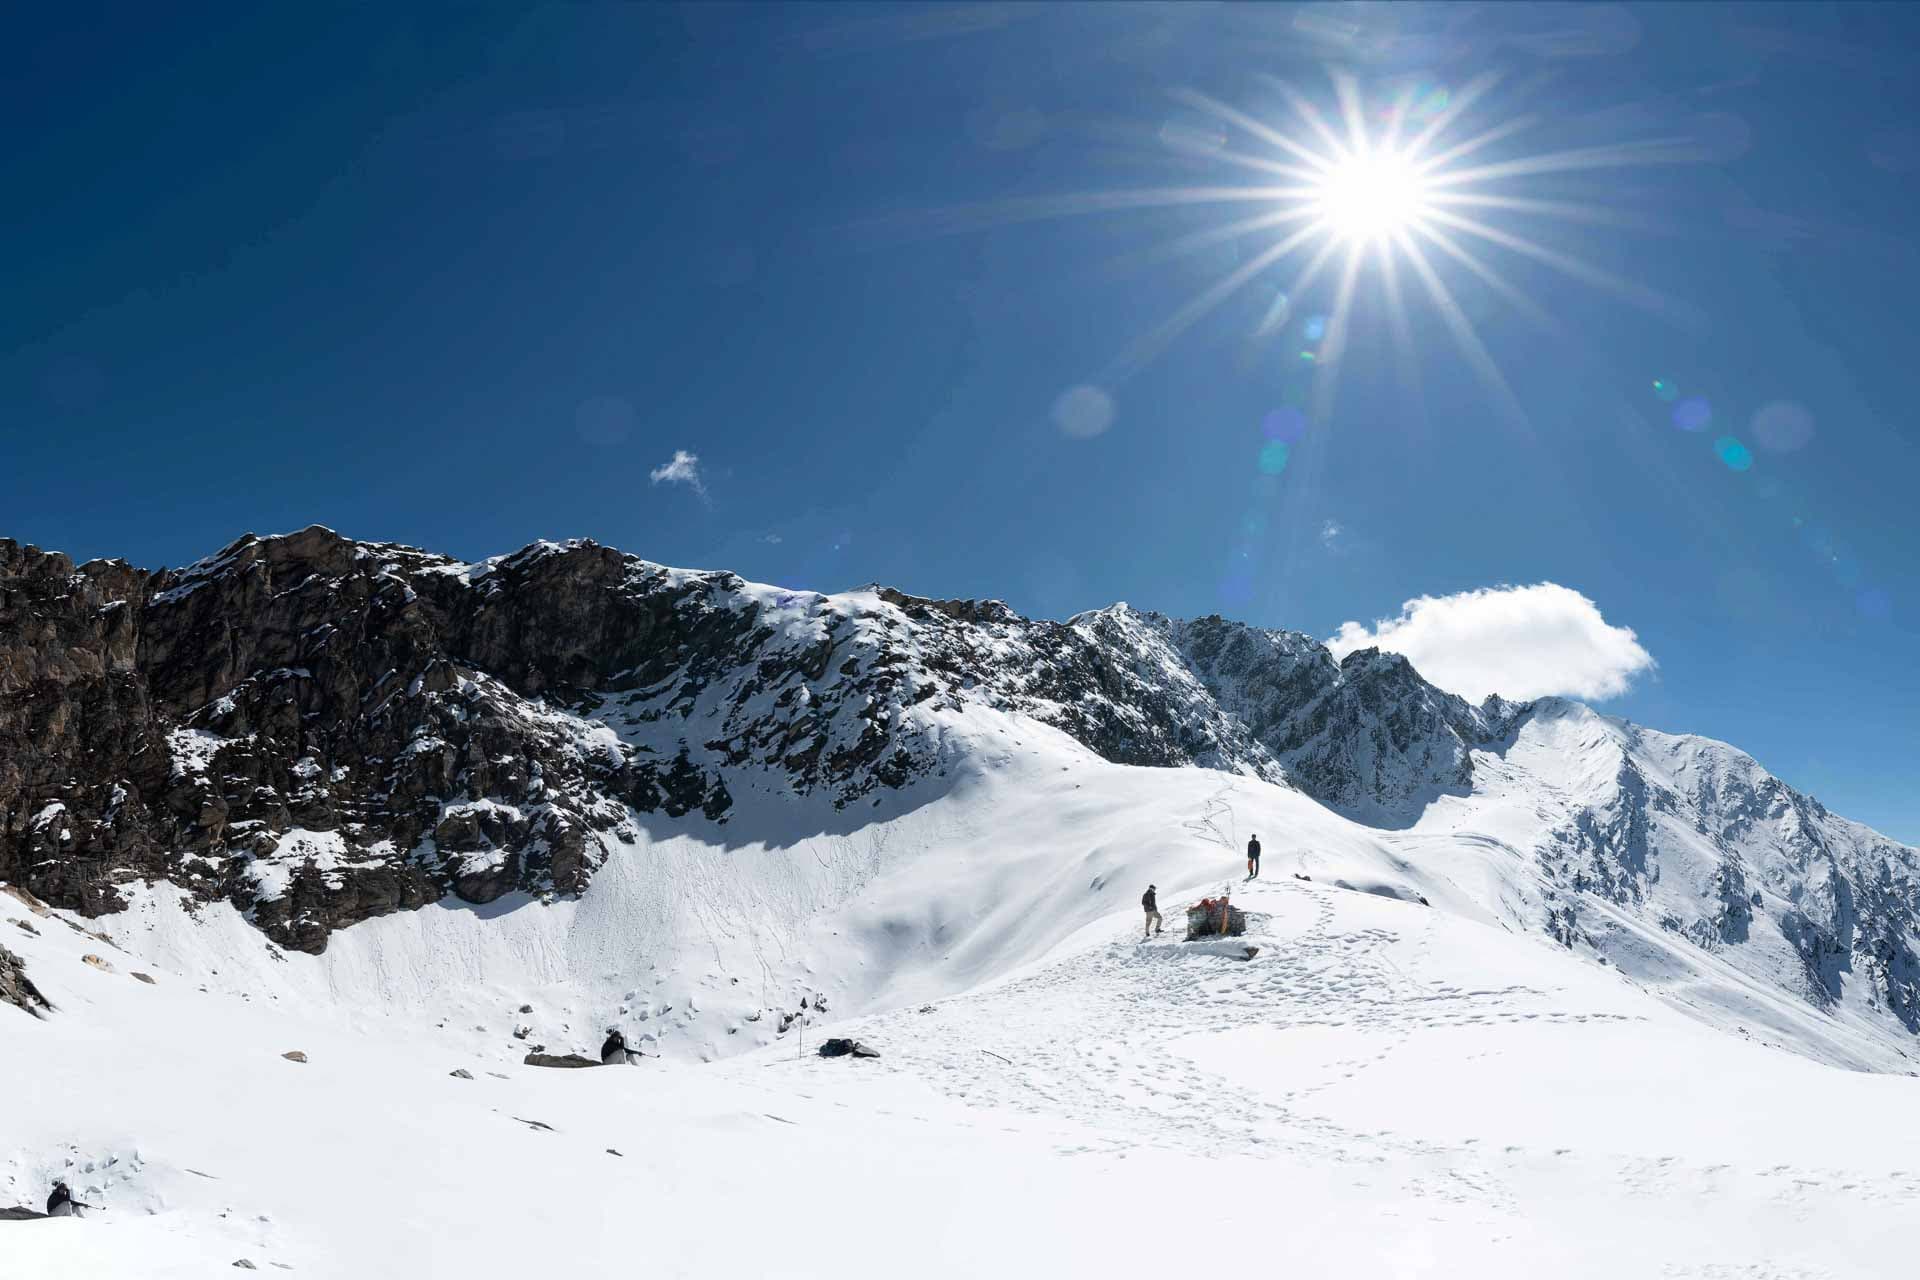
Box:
left=46, top=1180, right=94, bottom=1218
left=601, top=1028, right=636, bottom=1065
left=1246, top=834, right=1262, bottom=880
left=1142, top=884, right=1162, bottom=939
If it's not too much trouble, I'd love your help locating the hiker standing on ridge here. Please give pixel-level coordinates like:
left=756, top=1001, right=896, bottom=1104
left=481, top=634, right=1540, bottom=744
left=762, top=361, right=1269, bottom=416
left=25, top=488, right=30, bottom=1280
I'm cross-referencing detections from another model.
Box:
left=1247, top=834, right=1262, bottom=881
left=1142, top=884, right=1162, bottom=940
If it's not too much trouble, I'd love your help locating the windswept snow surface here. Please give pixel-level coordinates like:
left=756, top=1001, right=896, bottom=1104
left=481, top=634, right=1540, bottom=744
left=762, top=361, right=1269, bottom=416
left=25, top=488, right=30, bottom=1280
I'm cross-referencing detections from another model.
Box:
left=5, top=715, right=1920, bottom=1276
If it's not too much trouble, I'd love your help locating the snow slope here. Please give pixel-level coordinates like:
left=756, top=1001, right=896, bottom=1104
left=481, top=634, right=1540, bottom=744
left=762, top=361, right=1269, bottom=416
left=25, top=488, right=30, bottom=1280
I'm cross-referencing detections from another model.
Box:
left=6, top=800, right=1920, bottom=1277
left=36, top=696, right=1908, bottom=1078
left=1409, top=698, right=1920, bottom=1071
left=7, top=714, right=1920, bottom=1276
left=8, top=528, right=1916, bottom=1070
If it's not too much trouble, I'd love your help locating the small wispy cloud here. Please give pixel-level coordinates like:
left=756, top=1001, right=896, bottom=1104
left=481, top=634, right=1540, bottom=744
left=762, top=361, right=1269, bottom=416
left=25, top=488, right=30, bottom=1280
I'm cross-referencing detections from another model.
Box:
left=760, top=533, right=783, bottom=545
left=1320, top=519, right=1343, bottom=550
left=649, top=449, right=708, bottom=501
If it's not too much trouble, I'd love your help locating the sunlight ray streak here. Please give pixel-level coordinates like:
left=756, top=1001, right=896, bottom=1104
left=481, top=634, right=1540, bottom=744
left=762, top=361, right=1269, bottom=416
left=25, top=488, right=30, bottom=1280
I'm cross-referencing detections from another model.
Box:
left=1334, top=72, right=1370, bottom=156
left=1101, top=206, right=1321, bottom=279
left=1401, top=72, right=1502, bottom=157
left=1415, top=114, right=1539, bottom=175
left=1376, top=236, right=1425, bottom=405
left=1381, top=86, right=1418, bottom=154
left=1428, top=138, right=1697, bottom=187
left=1104, top=226, right=1319, bottom=383
left=1396, top=232, right=1527, bottom=429
left=1423, top=191, right=1658, bottom=231
left=1284, top=236, right=1345, bottom=305
left=1310, top=246, right=1367, bottom=421
left=1411, top=224, right=1559, bottom=332
left=1185, top=144, right=1334, bottom=186
left=1262, top=75, right=1350, bottom=159
left=865, top=185, right=1309, bottom=239
left=1167, top=88, right=1336, bottom=174
left=1422, top=206, right=1678, bottom=316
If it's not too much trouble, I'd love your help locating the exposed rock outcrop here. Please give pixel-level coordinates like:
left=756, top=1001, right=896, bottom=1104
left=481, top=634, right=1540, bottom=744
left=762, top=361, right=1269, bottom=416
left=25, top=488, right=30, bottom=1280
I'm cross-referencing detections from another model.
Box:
left=0, top=944, right=50, bottom=1018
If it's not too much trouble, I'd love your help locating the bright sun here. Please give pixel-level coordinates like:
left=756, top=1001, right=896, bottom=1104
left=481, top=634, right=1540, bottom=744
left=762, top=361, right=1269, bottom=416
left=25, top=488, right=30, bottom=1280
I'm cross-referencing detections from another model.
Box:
left=1312, top=147, right=1431, bottom=245
left=986, top=72, right=1690, bottom=411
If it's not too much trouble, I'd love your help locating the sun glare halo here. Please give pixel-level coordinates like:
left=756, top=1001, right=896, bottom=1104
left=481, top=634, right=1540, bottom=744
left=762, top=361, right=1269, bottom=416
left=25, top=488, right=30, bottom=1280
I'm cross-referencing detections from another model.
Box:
left=1313, top=148, right=1431, bottom=245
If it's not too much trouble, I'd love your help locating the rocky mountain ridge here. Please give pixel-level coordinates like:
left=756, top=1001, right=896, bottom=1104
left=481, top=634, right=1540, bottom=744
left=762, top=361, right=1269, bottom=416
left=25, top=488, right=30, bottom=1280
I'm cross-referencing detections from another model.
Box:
left=1, top=526, right=1915, bottom=1053
left=0, top=526, right=1511, bottom=952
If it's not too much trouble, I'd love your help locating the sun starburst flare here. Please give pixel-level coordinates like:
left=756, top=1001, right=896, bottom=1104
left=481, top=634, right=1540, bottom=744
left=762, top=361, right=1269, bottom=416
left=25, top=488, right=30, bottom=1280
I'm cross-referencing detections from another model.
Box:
left=1117, top=74, right=1704, bottom=418
left=1312, top=145, right=1433, bottom=246
left=881, top=72, right=1702, bottom=423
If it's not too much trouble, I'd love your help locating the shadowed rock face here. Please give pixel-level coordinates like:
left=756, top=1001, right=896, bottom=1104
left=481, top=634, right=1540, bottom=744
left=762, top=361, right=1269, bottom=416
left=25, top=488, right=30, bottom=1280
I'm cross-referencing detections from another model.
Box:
left=2, top=526, right=1916, bottom=1045
left=0, top=943, right=49, bottom=1018
left=0, top=530, right=741, bottom=952
left=0, top=528, right=1511, bottom=953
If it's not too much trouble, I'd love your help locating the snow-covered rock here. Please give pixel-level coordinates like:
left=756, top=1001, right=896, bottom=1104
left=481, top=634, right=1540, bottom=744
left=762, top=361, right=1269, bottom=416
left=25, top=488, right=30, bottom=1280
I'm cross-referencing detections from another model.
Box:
left=1, top=527, right=1916, bottom=1068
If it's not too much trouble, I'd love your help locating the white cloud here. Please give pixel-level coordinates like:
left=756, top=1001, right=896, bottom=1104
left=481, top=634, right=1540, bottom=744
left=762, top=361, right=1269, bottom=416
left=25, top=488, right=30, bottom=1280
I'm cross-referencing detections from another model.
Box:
left=649, top=449, right=708, bottom=500
left=1320, top=519, right=1343, bottom=549
left=760, top=533, right=783, bottom=545
left=1327, top=582, right=1655, bottom=703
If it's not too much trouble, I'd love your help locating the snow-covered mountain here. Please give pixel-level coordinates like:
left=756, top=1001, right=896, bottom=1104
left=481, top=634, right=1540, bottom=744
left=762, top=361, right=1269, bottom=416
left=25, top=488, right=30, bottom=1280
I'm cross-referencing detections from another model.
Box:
left=3, top=526, right=1915, bottom=1069
left=0, top=525, right=1515, bottom=949
left=6, top=721, right=1920, bottom=1277
left=6, top=526, right=1920, bottom=1274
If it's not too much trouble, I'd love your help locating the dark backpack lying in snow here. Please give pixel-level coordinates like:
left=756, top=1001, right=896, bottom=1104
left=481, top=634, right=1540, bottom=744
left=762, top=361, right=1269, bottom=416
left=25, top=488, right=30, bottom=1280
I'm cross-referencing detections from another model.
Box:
left=818, top=1038, right=880, bottom=1059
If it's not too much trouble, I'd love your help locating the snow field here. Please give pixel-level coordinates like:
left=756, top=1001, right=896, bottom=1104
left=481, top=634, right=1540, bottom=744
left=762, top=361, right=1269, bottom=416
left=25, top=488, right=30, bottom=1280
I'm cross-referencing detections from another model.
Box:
left=10, top=861, right=1919, bottom=1277
left=5, top=712, right=1920, bottom=1276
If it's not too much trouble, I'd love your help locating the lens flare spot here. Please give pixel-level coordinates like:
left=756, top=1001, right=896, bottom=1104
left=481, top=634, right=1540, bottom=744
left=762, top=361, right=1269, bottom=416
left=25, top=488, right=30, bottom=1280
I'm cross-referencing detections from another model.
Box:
left=1652, top=379, right=1679, bottom=403
left=1415, top=86, right=1450, bottom=119
left=1262, top=407, right=1308, bottom=442
left=1258, top=442, right=1291, bottom=475
left=1673, top=397, right=1712, bottom=431
left=1713, top=436, right=1753, bottom=471
left=1051, top=384, right=1115, bottom=439
left=1304, top=315, right=1328, bottom=342
left=1752, top=400, right=1814, bottom=453
left=1257, top=290, right=1292, bottom=335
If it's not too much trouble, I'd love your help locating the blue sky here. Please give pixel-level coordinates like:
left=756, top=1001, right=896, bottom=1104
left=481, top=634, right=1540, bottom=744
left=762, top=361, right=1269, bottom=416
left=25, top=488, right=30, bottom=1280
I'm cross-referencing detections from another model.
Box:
left=7, top=4, right=1918, bottom=839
